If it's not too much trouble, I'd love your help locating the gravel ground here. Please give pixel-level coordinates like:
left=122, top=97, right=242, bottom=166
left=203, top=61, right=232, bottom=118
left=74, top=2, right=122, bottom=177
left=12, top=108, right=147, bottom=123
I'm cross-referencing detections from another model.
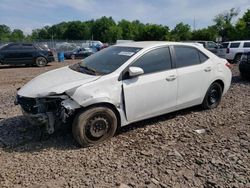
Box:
left=0, top=61, right=249, bottom=188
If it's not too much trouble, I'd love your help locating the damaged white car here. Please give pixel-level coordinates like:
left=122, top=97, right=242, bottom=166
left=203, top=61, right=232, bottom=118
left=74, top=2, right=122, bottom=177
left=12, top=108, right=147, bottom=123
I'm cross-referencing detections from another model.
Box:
left=15, top=42, right=232, bottom=147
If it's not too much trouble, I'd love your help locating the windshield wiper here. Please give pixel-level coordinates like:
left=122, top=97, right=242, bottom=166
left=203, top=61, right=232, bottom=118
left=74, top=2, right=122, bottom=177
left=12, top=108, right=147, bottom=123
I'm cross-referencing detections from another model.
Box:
left=79, top=64, right=100, bottom=75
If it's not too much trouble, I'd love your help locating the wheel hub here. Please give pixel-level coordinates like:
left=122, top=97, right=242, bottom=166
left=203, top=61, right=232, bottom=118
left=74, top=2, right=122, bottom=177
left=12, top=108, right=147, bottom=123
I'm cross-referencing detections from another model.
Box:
left=209, top=89, right=218, bottom=104
left=89, top=117, right=109, bottom=138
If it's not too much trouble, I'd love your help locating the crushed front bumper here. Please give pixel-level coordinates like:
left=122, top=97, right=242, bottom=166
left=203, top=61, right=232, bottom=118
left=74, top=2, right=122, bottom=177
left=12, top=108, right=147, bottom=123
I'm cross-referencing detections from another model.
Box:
left=22, top=110, right=55, bottom=134
left=15, top=95, right=59, bottom=134
left=15, top=94, right=80, bottom=134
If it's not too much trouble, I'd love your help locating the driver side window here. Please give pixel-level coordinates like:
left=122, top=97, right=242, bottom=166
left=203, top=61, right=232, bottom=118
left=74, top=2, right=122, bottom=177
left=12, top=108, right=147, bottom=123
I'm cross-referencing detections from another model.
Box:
left=132, top=47, right=172, bottom=74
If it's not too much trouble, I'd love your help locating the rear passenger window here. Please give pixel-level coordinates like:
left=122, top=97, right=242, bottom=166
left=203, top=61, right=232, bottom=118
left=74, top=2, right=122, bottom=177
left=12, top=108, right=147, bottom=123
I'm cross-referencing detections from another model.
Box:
left=220, top=42, right=229, bottom=49
left=199, top=52, right=208, bottom=63
left=22, top=44, right=35, bottom=50
left=175, top=46, right=200, bottom=68
left=230, top=42, right=240, bottom=48
left=243, top=42, right=250, bottom=48
left=132, top=47, right=172, bottom=74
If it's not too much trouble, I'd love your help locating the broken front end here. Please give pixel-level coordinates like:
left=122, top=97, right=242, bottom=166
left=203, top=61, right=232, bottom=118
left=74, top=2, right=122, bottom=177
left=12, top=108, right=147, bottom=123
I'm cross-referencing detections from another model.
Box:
left=15, top=95, right=80, bottom=134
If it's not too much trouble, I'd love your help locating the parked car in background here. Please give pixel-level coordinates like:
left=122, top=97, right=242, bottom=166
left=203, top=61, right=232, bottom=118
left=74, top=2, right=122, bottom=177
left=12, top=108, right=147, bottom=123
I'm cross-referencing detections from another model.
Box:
left=239, top=52, right=250, bottom=79
left=195, top=41, right=219, bottom=54
left=217, top=40, right=250, bottom=64
left=183, top=41, right=218, bottom=54
left=0, top=43, right=54, bottom=67
left=16, top=41, right=232, bottom=147
left=64, top=47, right=94, bottom=60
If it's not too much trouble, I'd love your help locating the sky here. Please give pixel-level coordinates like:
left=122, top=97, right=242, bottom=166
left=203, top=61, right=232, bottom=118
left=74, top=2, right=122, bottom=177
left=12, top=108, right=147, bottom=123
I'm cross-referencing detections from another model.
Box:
left=0, top=0, right=249, bottom=34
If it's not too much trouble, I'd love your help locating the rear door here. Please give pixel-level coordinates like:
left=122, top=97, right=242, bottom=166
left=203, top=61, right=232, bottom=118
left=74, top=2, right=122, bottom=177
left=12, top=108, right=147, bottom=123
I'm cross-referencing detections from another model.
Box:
left=122, top=47, right=178, bottom=122
left=243, top=42, right=250, bottom=53
left=228, top=42, right=241, bottom=60
left=19, top=44, right=36, bottom=63
left=77, top=48, right=88, bottom=58
left=173, top=45, right=213, bottom=109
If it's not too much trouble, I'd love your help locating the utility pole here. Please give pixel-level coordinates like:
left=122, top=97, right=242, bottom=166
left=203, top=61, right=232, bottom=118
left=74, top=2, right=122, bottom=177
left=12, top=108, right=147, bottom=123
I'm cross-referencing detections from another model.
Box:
left=193, top=17, right=196, bottom=31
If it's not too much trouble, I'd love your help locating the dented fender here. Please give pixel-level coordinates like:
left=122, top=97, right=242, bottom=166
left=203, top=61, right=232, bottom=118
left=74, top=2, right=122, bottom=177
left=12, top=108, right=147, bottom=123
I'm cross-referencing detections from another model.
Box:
left=66, top=75, right=123, bottom=108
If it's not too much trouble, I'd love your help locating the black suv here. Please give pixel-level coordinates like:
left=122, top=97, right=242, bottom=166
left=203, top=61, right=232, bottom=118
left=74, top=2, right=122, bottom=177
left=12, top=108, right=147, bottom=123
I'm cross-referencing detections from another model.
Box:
left=0, top=43, right=54, bottom=67
left=239, top=52, right=250, bottom=79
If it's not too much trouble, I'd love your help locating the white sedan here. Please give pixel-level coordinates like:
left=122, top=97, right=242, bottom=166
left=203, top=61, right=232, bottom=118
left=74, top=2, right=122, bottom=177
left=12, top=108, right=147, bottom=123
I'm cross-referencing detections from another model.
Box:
left=16, top=42, right=232, bottom=147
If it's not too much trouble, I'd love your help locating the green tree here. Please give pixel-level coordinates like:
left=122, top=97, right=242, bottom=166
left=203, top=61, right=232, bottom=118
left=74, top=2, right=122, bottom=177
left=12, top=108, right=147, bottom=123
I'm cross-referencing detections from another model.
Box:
left=234, top=9, right=250, bottom=40
left=139, top=24, right=169, bottom=41
left=131, top=20, right=145, bottom=41
left=170, top=22, right=191, bottom=41
left=63, top=21, right=90, bottom=40
left=192, top=26, right=217, bottom=41
left=91, top=16, right=116, bottom=42
left=118, top=19, right=136, bottom=40
left=0, top=24, right=11, bottom=41
left=11, top=29, right=25, bottom=42
left=213, top=8, right=239, bottom=41
left=105, top=25, right=122, bottom=43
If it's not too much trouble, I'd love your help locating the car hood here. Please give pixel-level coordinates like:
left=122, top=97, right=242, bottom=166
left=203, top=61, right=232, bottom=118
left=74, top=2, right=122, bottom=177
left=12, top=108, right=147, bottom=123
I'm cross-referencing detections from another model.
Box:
left=18, top=66, right=100, bottom=98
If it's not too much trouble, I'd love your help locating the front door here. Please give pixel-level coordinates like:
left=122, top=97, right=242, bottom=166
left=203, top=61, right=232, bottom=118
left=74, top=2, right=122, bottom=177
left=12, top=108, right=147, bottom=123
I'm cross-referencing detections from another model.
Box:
left=2, top=43, right=22, bottom=64
left=122, top=47, right=177, bottom=122
left=19, top=43, right=35, bottom=63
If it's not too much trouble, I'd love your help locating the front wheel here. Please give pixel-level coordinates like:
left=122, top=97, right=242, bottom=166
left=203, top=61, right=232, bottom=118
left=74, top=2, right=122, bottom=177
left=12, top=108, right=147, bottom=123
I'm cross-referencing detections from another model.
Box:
left=202, top=82, right=222, bottom=110
left=35, top=57, right=47, bottom=67
left=72, top=106, right=118, bottom=147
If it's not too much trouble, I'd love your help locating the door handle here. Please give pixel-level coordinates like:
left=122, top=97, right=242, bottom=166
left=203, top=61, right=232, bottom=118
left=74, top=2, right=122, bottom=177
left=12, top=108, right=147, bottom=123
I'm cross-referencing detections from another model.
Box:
left=204, top=67, right=212, bottom=72
left=166, top=75, right=177, bottom=81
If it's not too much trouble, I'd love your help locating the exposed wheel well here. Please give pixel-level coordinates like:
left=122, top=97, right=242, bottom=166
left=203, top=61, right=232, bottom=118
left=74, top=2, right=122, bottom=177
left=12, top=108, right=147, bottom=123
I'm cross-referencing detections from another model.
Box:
left=34, top=56, right=48, bottom=62
left=213, top=80, right=224, bottom=93
left=76, top=102, right=121, bottom=130
left=234, top=53, right=242, bottom=58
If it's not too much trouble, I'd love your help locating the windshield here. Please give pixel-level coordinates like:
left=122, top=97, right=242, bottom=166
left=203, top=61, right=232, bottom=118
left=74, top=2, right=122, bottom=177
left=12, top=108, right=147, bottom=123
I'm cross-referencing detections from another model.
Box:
left=73, top=48, right=80, bottom=52
left=70, top=46, right=141, bottom=75
left=0, top=44, right=8, bottom=49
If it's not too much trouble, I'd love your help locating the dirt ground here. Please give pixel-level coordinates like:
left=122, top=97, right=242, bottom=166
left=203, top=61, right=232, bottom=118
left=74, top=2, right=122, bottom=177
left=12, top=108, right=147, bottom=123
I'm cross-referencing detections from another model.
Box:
left=0, top=61, right=249, bottom=188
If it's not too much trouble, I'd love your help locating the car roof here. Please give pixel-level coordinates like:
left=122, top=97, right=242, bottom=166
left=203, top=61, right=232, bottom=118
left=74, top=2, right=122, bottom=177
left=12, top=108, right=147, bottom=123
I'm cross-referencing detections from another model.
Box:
left=223, top=40, right=250, bottom=43
left=115, top=41, right=202, bottom=49
left=8, top=42, right=33, bottom=45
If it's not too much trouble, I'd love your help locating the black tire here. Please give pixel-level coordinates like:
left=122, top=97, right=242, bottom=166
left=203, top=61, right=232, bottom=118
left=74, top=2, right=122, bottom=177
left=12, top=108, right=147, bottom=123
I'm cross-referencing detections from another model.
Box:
left=71, top=54, right=75, bottom=60
left=202, top=82, right=223, bottom=110
left=35, top=57, right=47, bottom=67
left=240, top=72, right=249, bottom=80
left=233, top=54, right=242, bottom=64
left=72, top=106, right=118, bottom=147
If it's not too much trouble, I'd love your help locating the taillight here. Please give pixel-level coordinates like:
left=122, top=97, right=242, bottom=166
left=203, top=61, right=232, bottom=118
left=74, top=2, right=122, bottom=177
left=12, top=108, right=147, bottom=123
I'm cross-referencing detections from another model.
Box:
left=226, top=48, right=230, bottom=53
left=48, top=50, right=53, bottom=56
left=225, top=62, right=233, bottom=69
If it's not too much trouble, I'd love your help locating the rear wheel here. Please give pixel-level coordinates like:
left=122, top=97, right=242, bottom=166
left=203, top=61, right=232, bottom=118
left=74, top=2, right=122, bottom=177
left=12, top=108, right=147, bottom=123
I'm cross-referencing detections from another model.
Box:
left=233, top=54, right=242, bottom=64
left=71, top=54, right=75, bottom=60
left=72, top=106, right=118, bottom=147
left=240, top=72, right=249, bottom=80
left=202, top=82, right=222, bottom=110
left=35, top=57, right=47, bottom=67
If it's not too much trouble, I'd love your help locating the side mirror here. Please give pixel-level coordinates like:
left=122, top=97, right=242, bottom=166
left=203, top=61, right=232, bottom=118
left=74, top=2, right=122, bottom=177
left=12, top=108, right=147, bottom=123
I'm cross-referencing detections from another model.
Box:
left=129, top=66, right=144, bottom=77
